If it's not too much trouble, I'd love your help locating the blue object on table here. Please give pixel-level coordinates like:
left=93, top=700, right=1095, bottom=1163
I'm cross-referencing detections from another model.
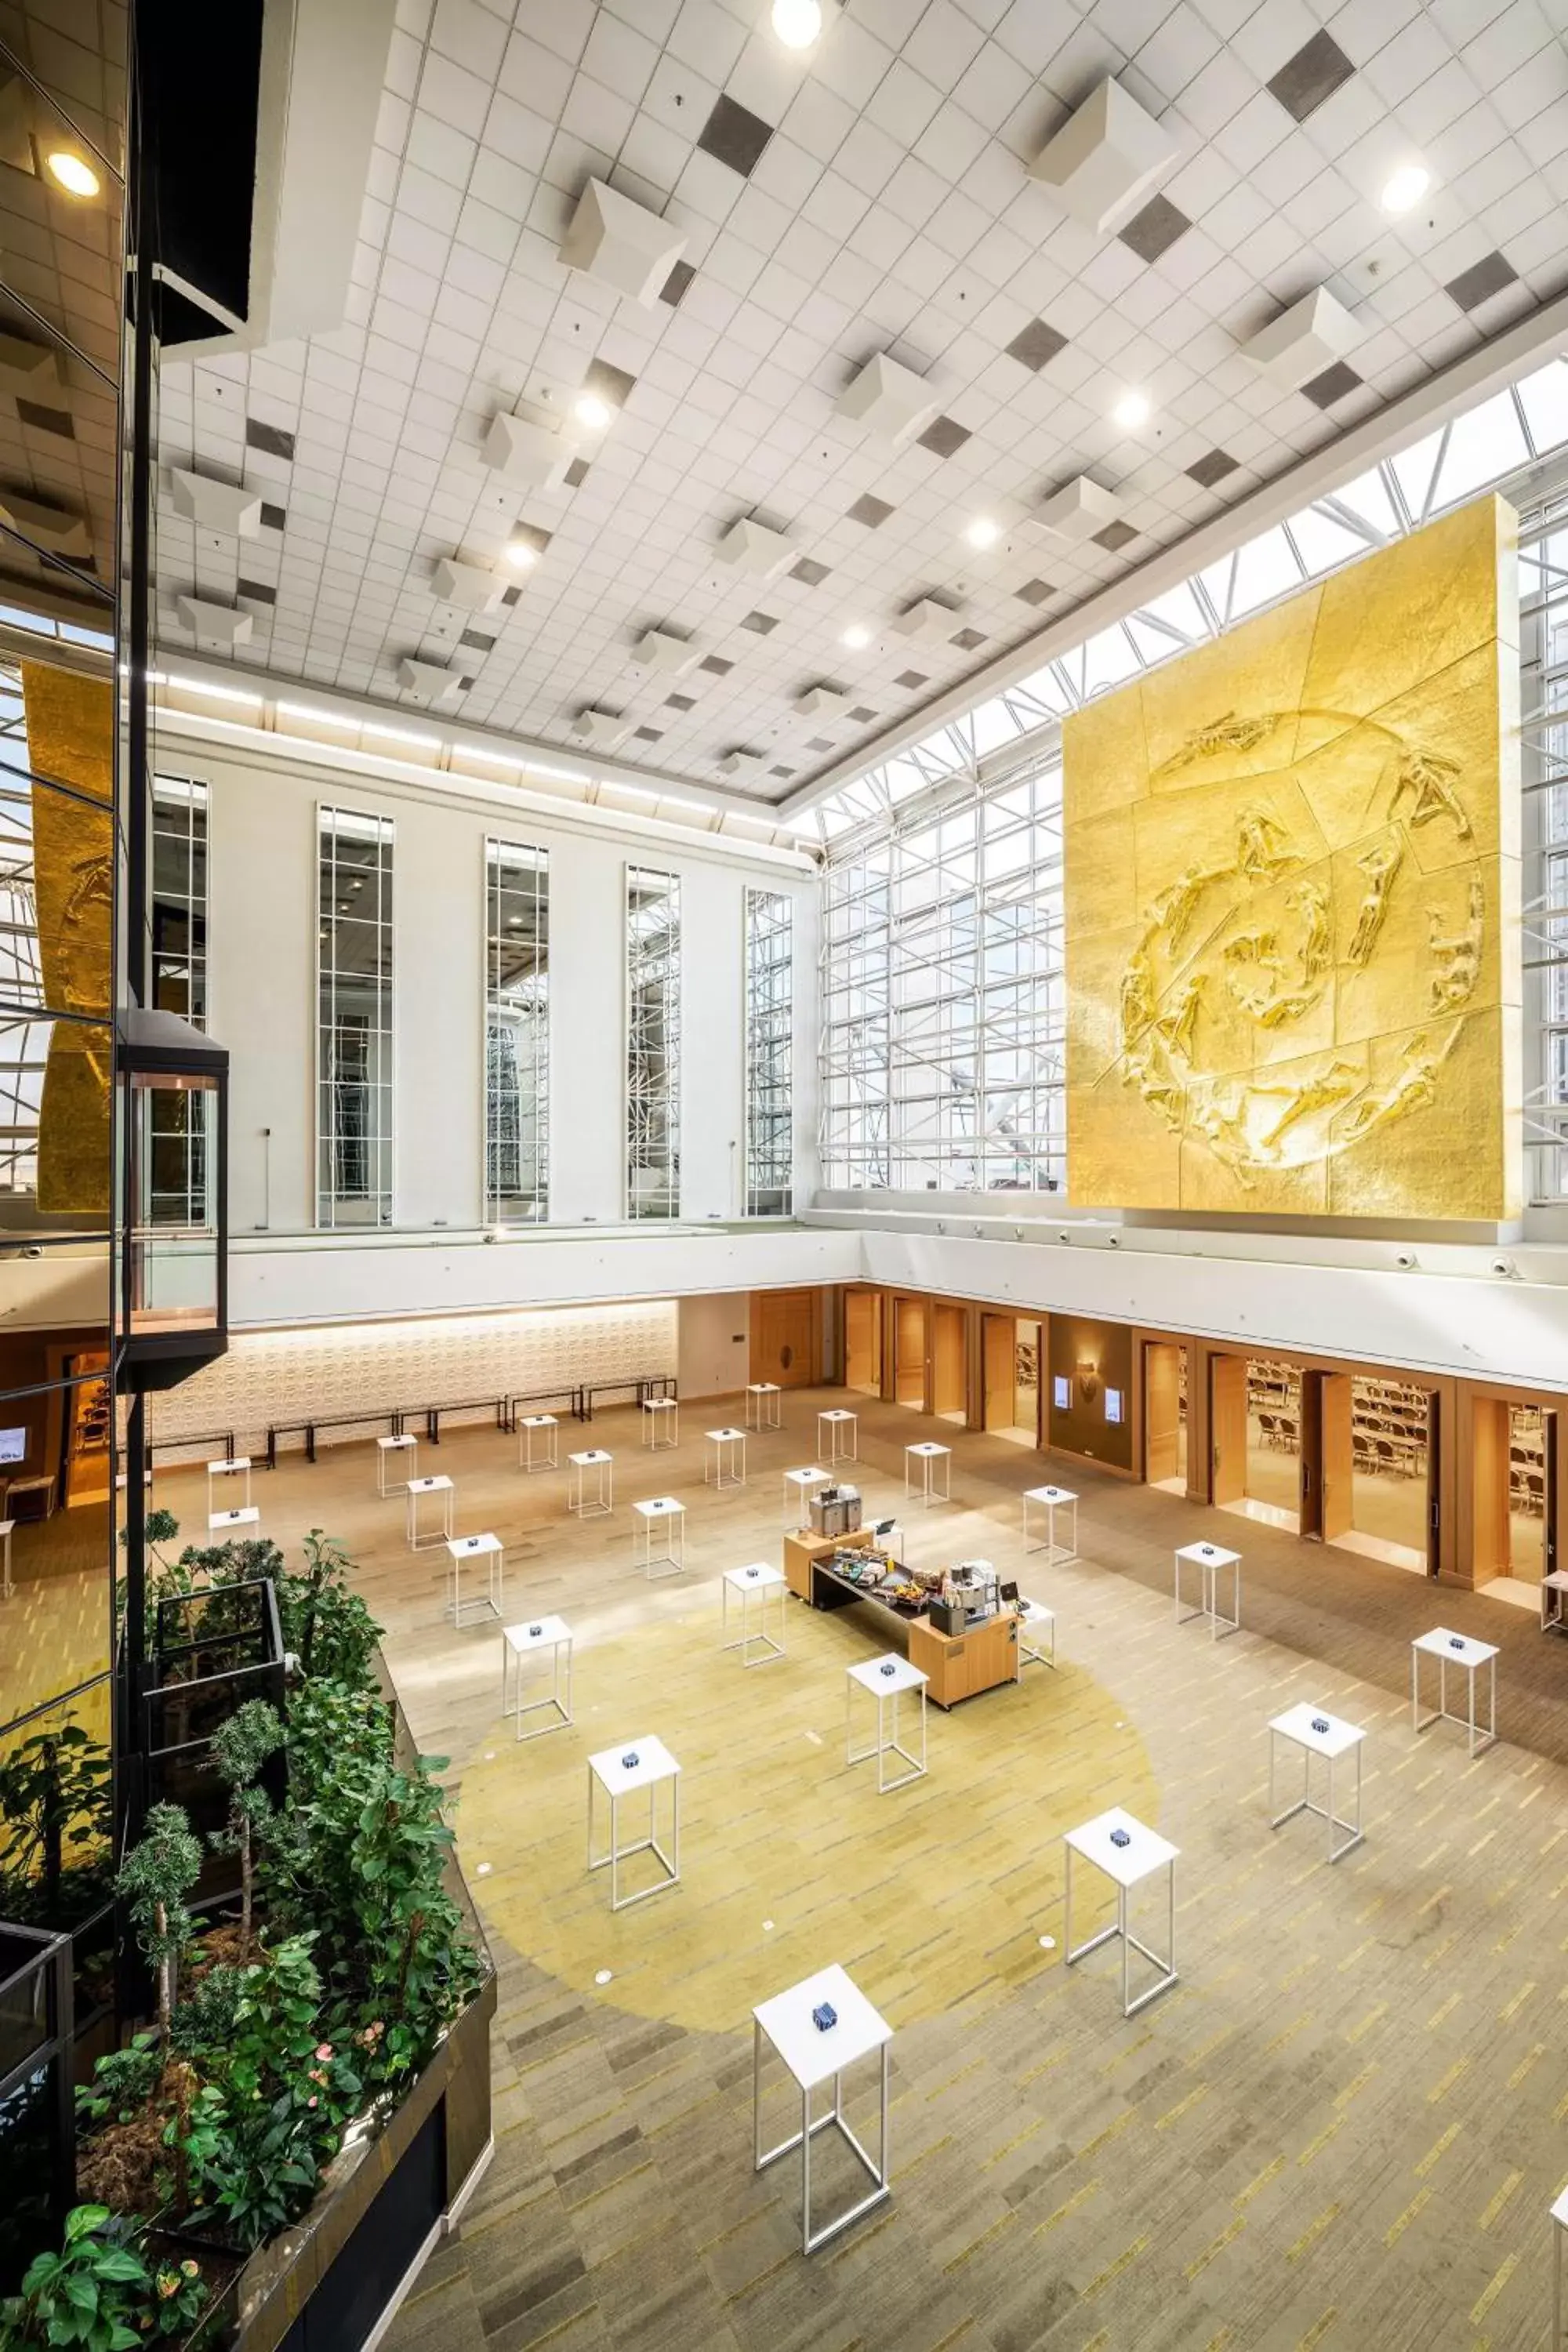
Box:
left=1109, top=1827, right=1131, bottom=1849
left=1311, top=1716, right=1330, bottom=1734
left=1449, top=1635, right=1465, bottom=1650
left=880, top=1661, right=896, bottom=1676
left=621, top=1751, right=639, bottom=1769
left=811, top=2002, right=837, bottom=2032
left=529, top=1624, right=542, bottom=1636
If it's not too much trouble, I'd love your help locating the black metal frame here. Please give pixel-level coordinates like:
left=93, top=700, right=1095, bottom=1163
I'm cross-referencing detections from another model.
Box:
left=0, top=1923, right=75, bottom=2294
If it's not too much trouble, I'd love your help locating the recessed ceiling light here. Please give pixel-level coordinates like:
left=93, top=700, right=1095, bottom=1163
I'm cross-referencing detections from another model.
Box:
left=45, top=150, right=99, bottom=198
left=573, top=393, right=612, bottom=430
left=841, top=623, right=871, bottom=648
left=1112, top=390, right=1151, bottom=430
left=771, top=0, right=822, bottom=47
left=1381, top=163, right=1430, bottom=216
left=965, top=517, right=1000, bottom=550
left=504, top=539, right=539, bottom=569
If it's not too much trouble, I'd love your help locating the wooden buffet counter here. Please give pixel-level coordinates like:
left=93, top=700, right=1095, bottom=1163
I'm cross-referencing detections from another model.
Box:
left=782, top=1528, right=1019, bottom=1708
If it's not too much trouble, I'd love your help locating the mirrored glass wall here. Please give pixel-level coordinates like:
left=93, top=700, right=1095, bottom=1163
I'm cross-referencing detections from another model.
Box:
left=318, top=807, right=394, bottom=1228
left=626, top=865, right=679, bottom=1221
left=744, top=887, right=792, bottom=1217
left=485, top=838, right=549, bottom=1224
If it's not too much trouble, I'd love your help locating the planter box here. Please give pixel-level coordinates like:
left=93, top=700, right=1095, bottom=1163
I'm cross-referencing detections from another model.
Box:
left=229, top=1968, right=496, bottom=2352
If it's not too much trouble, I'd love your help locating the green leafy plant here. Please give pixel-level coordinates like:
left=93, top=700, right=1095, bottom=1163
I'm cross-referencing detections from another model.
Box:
left=116, top=1806, right=201, bottom=2066
left=171, top=1963, right=244, bottom=2060
left=278, top=1530, right=379, bottom=1686
left=0, top=1719, right=112, bottom=1927
left=75, top=2034, right=163, bottom=2131
left=0, top=2204, right=151, bottom=2350
left=207, top=1701, right=285, bottom=1961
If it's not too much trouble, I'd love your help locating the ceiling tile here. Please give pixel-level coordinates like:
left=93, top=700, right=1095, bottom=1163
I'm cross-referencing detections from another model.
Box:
left=1266, top=31, right=1356, bottom=126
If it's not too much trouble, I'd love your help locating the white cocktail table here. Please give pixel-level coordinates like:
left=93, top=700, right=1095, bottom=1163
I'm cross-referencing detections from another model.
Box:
left=587, top=1736, right=681, bottom=1911
left=641, top=1396, right=679, bottom=1450
left=1411, top=1627, right=1498, bottom=1755
left=1023, top=1484, right=1077, bottom=1563
left=904, top=1441, right=950, bottom=1506
left=705, top=1426, right=746, bottom=1489
left=1064, top=1805, right=1179, bottom=2017
left=782, top=1465, right=830, bottom=1528
left=445, top=1531, right=503, bottom=1628
left=568, top=1450, right=613, bottom=1518
left=746, top=1381, right=782, bottom=1430
left=1014, top=1595, right=1056, bottom=1672
left=1174, top=1540, right=1241, bottom=1639
left=207, top=1455, right=252, bottom=1512
left=1269, top=1702, right=1365, bottom=1863
left=502, top=1615, right=572, bottom=1740
left=405, top=1474, right=455, bottom=1550
left=846, top=1654, right=927, bottom=1793
left=208, top=1504, right=260, bottom=1537
left=818, top=1408, right=858, bottom=1465
left=633, top=1495, right=685, bottom=1577
left=753, top=1963, right=892, bottom=2256
left=377, top=1432, right=417, bottom=1494
left=518, top=1414, right=558, bottom=1472
left=721, top=1562, right=785, bottom=1667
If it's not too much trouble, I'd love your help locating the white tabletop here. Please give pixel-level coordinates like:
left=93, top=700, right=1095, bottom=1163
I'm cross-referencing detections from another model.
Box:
left=724, top=1561, right=784, bottom=1592
left=1176, top=1540, right=1240, bottom=1569
left=634, top=1496, right=684, bottom=1519
left=503, top=1613, right=571, bottom=1654
left=407, top=1475, right=454, bottom=1494
left=1065, top=1805, right=1179, bottom=1888
left=642, top=1396, right=677, bottom=1410
left=379, top=1434, right=417, bottom=1450
left=570, top=1450, right=612, bottom=1465
left=446, top=1532, right=502, bottom=1560
left=1017, top=1595, right=1052, bottom=1621
left=848, top=1653, right=927, bottom=1698
left=1413, top=1626, right=1499, bottom=1667
left=1270, top=1702, right=1365, bottom=1759
left=753, top=1963, right=891, bottom=2093
left=820, top=1408, right=856, bottom=1422
left=1544, top=1570, right=1568, bottom=1593
left=906, top=1441, right=950, bottom=1459
left=785, top=1465, right=830, bottom=1486
left=209, top=1506, right=259, bottom=1530
left=588, top=1735, right=680, bottom=1796
left=749, top=1382, right=780, bottom=1394
left=521, top=1414, right=557, bottom=1428
left=1025, top=1483, right=1076, bottom=1505
left=707, top=1426, right=746, bottom=1442
left=208, top=1456, right=250, bottom=1474
left=0, top=1519, right=12, bottom=1537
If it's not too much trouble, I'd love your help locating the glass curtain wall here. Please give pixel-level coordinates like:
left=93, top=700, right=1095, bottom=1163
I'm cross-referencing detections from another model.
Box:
left=626, top=865, right=679, bottom=1220
left=744, top=886, right=792, bottom=1216
left=485, top=838, right=549, bottom=1223
left=317, top=808, right=394, bottom=1227
left=1519, top=499, right=1568, bottom=1203
left=821, top=757, right=1065, bottom=1192
left=144, top=775, right=208, bottom=1225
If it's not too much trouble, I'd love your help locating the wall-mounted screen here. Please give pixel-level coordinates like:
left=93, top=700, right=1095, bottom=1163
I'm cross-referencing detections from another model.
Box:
left=1052, top=1375, right=1070, bottom=1411
left=0, top=1427, right=26, bottom=1464
left=1105, top=1389, right=1124, bottom=1425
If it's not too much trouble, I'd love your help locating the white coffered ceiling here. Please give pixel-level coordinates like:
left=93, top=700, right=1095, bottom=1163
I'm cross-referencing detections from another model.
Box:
left=153, top=0, right=1568, bottom=802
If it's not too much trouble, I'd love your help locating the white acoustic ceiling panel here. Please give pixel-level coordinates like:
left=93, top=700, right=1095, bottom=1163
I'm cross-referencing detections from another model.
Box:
left=0, top=332, right=58, bottom=397
left=892, top=599, right=951, bottom=641
left=569, top=707, right=630, bottom=750
left=1037, top=475, right=1123, bottom=542
left=482, top=408, right=582, bottom=492
left=797, top=684, right=847, bottom=718
left=176, top=595, right=254, bottom=651
left=1240, top=289, right=1359, bottom=388
left=558, top=177, right=688, bottom=308
left=834, top=352, right=938, bottom=446
left=0, top=490, right=90, bottom=557
left=1029, top=78, right=1178, bottom=234
left=715, top=515, right=793, bottom=579
left=631, top=626, right=699, bottom=676
left=171, top=467, right=263, bottom=538
left=432, top=554, right=503, bottom=613
left=397, top=655, right=463, bottom=702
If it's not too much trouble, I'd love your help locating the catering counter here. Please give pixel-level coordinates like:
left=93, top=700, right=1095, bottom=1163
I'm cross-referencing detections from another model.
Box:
left=782, top=1528, right=1019, bottom=1708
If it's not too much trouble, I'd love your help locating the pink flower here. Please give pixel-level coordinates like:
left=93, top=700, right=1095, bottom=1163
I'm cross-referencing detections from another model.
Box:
left=307, top=2096, right=318, bottom=2109
left=314, top=2043, right=333, bottom=2062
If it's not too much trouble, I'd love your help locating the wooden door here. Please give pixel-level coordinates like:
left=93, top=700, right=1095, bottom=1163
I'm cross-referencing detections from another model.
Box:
left=753, top=1290, right=817, bottom=1388
left=844, top=1290, right=880, bottom=1393
left=932, top=1304, right=966, bottom=1417
left=1545, top=1409, right=1559, bottom=1584
left=1210, top=1354, right=1247, bottom=1504
left=895, top=1298, right=926, bottom=1406
left=1297, top=1371, right=1322, bottom=1538
left=982, top=1314, right=1014, bottom=1432
left=1145, top=1343, right=1181, bottom=1483
left=1425, top=1392, right=1442, bottom=1577
left=1319, top=1373, right=1353, bottom=1541
left=1470, top=1397, right=1510, bottom=1582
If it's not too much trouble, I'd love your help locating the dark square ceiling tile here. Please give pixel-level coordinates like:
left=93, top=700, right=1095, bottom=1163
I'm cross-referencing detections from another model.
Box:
left=665, top=691, right=696, bottom=710
left=805, top=735, right=835, bottom=751
left=1016, top=577, right=1055, bottom=605
left=563, top=456, right=590, bottom=487
left=260, top=502, right=286, bottom=530
left=699, top=653, right=734, bottom=674
left=769, top=764, right=795, bottom=777
left=951, top=626, right=986, bottom=649
left=1445, top=250, right=1519, bottom=310
left=789, top=556, right=830, bottom=586
left=511, top=524, right=552, bottom=557
left=1267, top=29, right=1354, bottom=123
left=1005, top=318, right=1067, bottom=372
left=584, top=358, right=636, bottom=408
left=245, top=416, right=295, bottom=460
left=895, top=669, right=928, bottom=688
left=502, top=583, right=522, bottom=606
left=1119, top=193, right=1190, bottom=263
left=917, top=413, right=971, bottom=458
left=847, top=492, right=894, bottom=528
left=739, top=609, right=779, bottom=633
left=237, top=577, right=277, bottom=604
left=1301, top=360, right=1363, bottom=408
left=633, top=724, right=662, bottom=742
left=459, top=627, right=494, bottom=650
left=1092, top=519, right=1138, bottom=551
left=697, top=93, right=774, bottom=177
left=1186, top=448, right=1240, bottom=488
left=16, top=399, right=74, bottom=437
left=848, top=705, right=878, bottom=722
left=660, top=259, right=695, bottom=307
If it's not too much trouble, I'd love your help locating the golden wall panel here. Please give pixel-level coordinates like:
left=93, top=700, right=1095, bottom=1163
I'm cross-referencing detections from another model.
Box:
left=24, top=660, right=114, bottom=1215
left=1062, top=497, right=1521, bottom=1221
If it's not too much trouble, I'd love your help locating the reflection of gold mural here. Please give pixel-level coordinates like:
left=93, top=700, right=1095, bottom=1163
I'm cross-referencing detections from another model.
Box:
left=1063, top=497, right=1521, bottom=1219
left=24, top=659, right=114, bottom=1214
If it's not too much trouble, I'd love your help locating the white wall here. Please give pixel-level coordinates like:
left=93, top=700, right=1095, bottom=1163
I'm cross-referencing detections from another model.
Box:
left=191, top=731, right=819, bottom=1240
left=677, top=1291, right=750, bottom=1400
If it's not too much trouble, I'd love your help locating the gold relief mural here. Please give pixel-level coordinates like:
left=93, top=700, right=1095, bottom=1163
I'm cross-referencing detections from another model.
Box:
left=23, top=659, right=114, bottom=1215
left=1062, top=497, right=1521, bottom=1220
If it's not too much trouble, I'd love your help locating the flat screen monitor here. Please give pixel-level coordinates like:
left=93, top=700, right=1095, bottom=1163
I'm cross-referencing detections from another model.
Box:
left=1105, top=1388, right=1123, bottom=1425
left=0, top=1427, right=25, bottom=1465
left=1052, top=1375, right=1070, bottom=1411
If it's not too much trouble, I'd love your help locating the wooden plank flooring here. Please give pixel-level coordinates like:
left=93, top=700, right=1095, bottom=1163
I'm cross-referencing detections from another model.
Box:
left=143, top=1390, right=1568, bottom=2352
